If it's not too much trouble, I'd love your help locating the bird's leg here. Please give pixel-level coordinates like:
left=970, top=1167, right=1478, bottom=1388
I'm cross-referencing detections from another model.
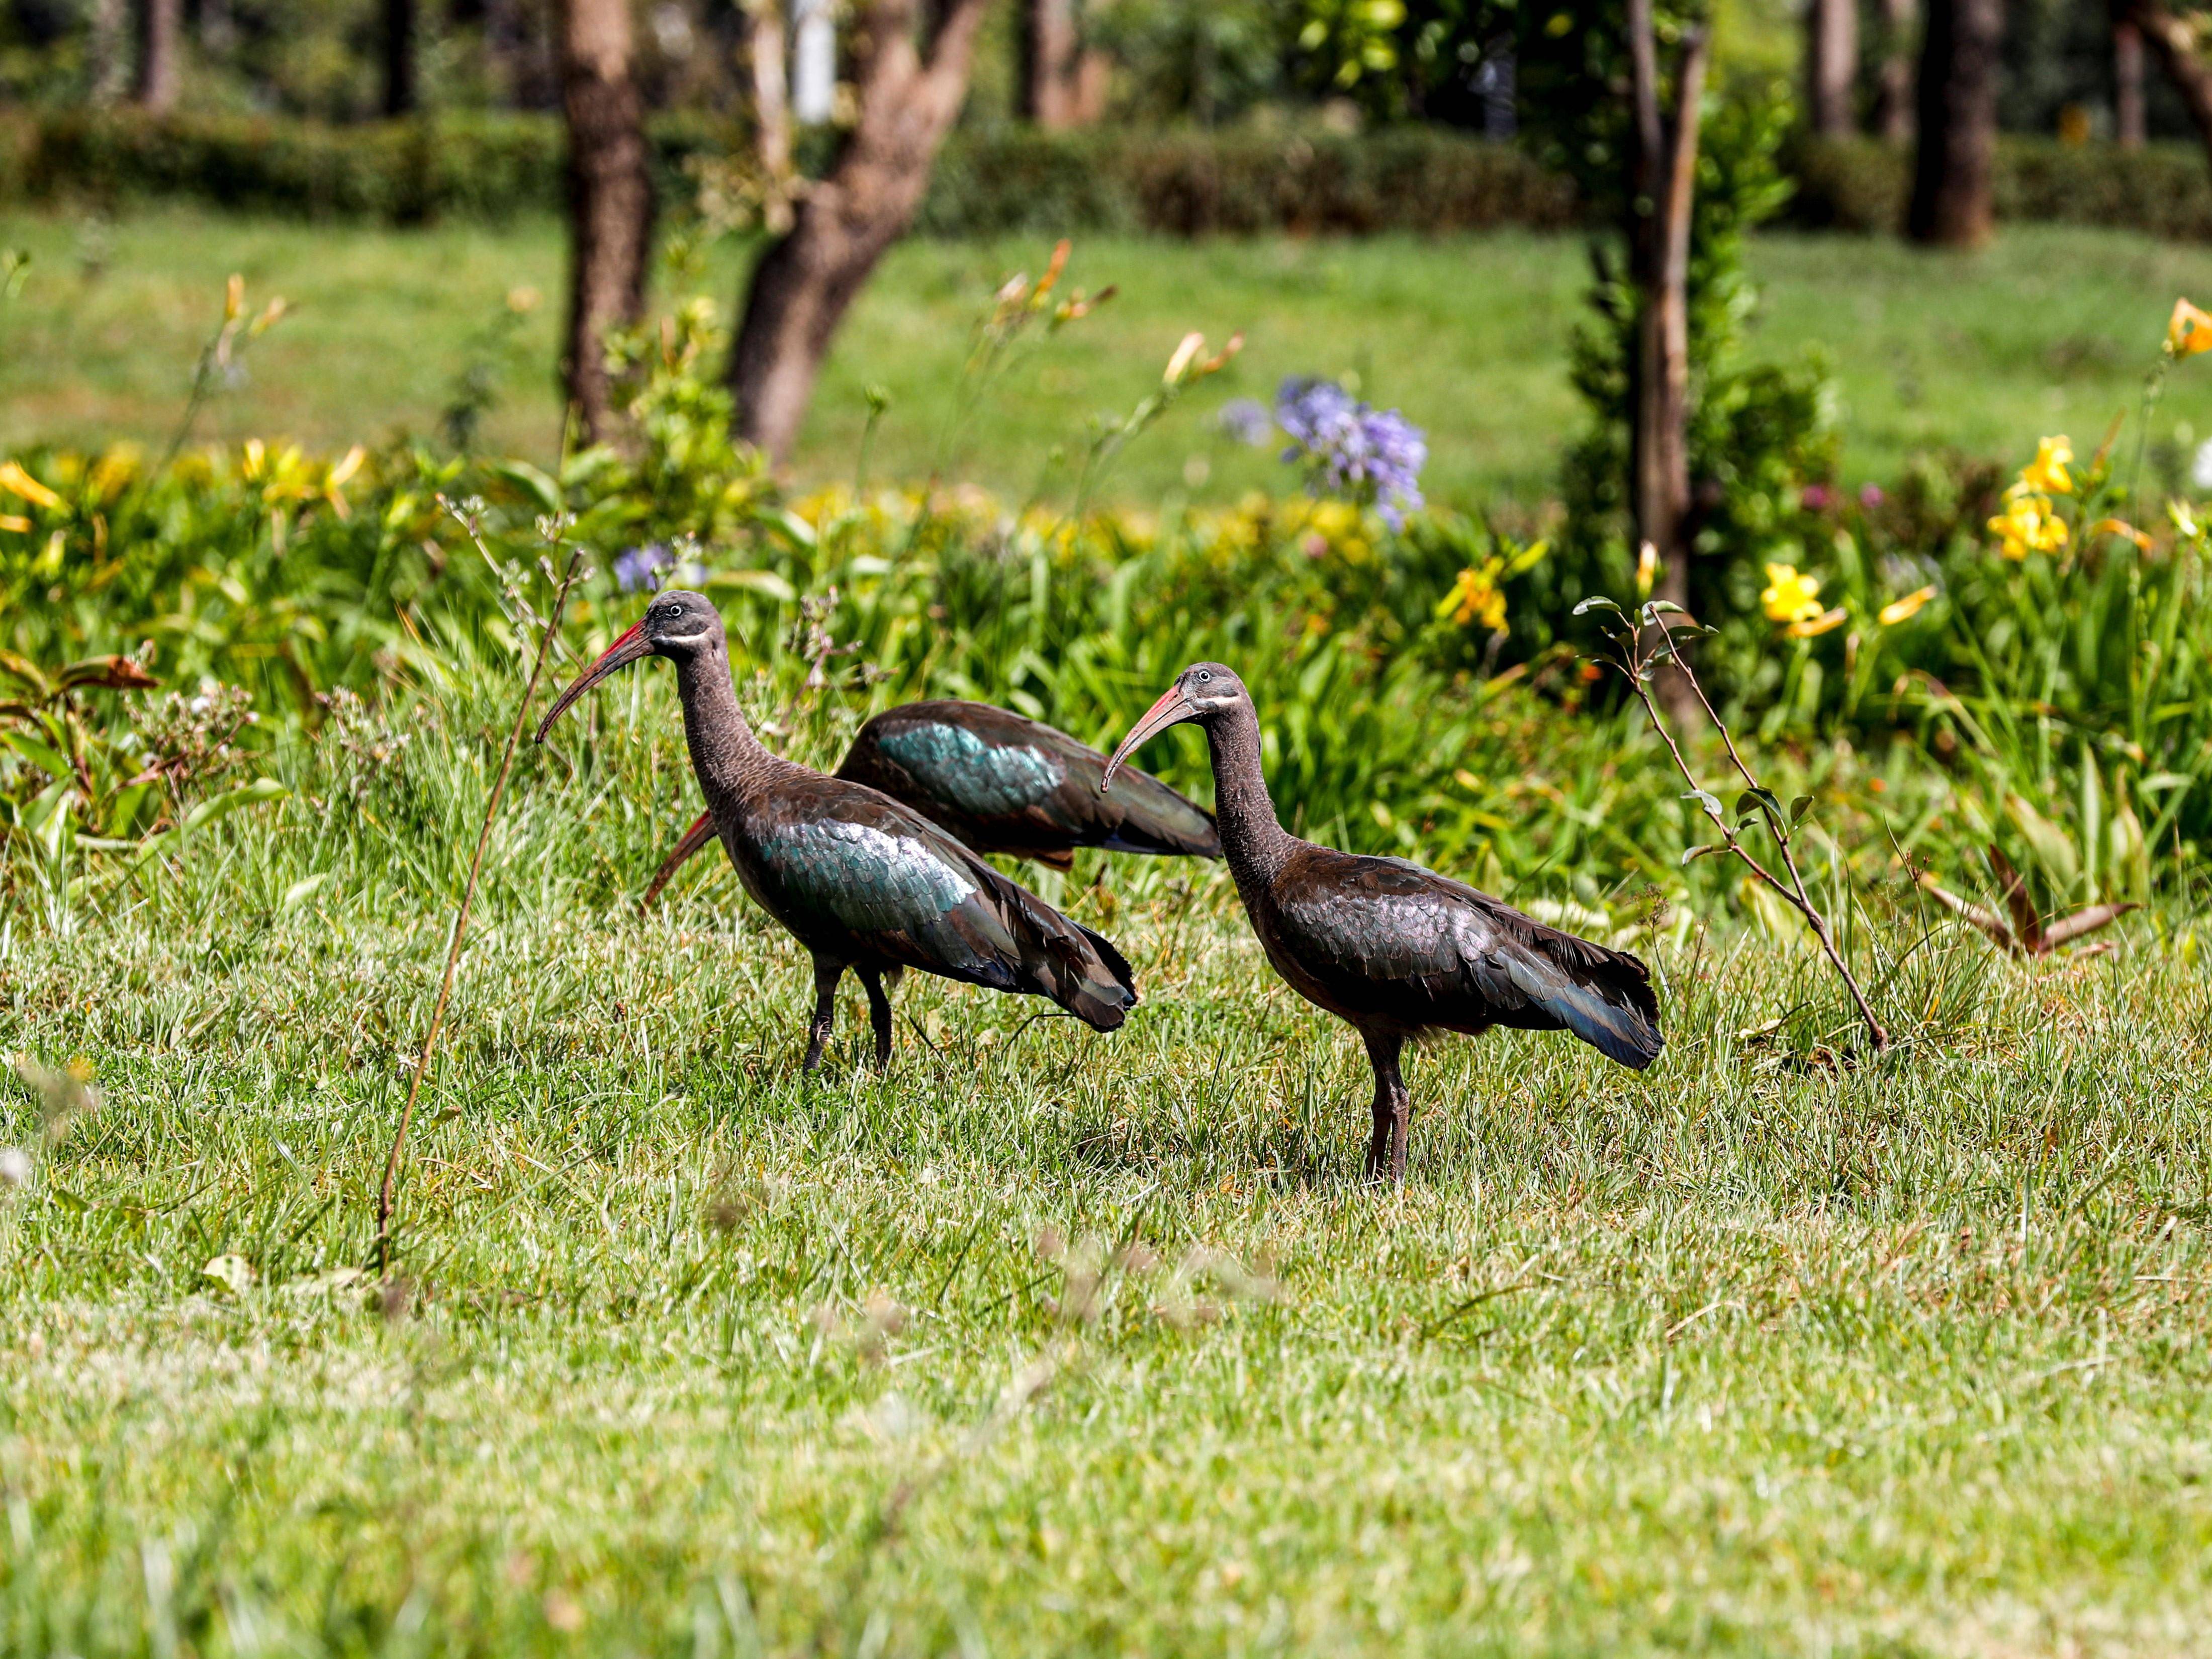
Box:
left=857, top=966, right=893, bottom=1071
left=1360, top=1029, right=1410, bottom=1186
left=802, top=958, right=843, bottom=1073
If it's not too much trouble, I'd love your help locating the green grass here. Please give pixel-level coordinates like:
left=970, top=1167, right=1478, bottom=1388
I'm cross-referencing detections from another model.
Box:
left=6, top=207, right=2212, bottom=505
left=6, top=663, right=2212, bottom=1654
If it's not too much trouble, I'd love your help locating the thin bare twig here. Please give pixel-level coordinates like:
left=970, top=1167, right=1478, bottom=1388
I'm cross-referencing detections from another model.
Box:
left=373, top=528, right=584, bottom=1271
left=1586, top=599, right=1890, bottom=1054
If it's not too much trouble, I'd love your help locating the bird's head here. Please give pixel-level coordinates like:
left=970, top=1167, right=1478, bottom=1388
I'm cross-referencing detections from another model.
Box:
left=1100, top=661, right=1247, bottom=791
left=534, top=590, right=725, bottom=743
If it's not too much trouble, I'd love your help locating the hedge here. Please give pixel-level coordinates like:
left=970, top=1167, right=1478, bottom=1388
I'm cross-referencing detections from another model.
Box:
left=2, top=109, right=1576, bottom=235
left=8, top=108, right=2212, bottom=242
left=1789, top=134, right=2212, bottom=241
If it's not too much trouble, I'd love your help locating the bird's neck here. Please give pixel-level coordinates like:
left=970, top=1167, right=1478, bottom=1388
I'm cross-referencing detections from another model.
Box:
left=1204, top=704, right=1292, bottom=885
left=674, top=646, right=777, bottom=805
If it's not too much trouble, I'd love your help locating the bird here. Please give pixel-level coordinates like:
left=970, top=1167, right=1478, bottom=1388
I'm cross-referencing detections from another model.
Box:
left=535, top=592, right=1138, bottom=1071
left=1102, top=662, right=1662, bottom=1184
left=641, top=699, right=1219, bottom=908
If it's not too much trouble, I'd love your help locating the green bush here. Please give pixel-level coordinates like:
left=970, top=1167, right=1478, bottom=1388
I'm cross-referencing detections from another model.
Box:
left=1790, top=135, right=2212, bottom=240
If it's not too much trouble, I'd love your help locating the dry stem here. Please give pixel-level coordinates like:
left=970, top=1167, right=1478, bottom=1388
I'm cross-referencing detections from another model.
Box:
left=373, top=527, right=585, bottom=1270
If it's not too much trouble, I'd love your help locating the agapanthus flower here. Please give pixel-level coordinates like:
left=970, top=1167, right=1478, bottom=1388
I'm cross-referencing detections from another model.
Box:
left=1273, top=377, right=1426, bottom=530
left=1215, top=399, right=1272, bottom=447
left=613, top=542, right=678, bottom=593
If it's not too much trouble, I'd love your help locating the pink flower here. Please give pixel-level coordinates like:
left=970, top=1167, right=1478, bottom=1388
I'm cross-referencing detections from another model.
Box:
left=1801, top=484, right=1834, bottom=512
left=1859, top=483, right=1886, bottom=509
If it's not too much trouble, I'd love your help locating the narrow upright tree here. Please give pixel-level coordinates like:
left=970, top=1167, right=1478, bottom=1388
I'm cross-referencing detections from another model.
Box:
left=727, top=0, right=993, bottom=463
left=1907, top=0, right=2003, bottom=247
left=557, top=0, right=655, bottom=442
left=1021, top=0, right=1080, bottom=126
left=1806, top=0, right=1859, bottom=136
left=2115, top=17, right=2147, bottom=148
left=1873, top=0, right=1917, bottom=140
left=133, top=0, right=180, bottom=110
left=1625, top=0, right=1708, bottom=700
left=2122, top=2, right=2212, bottom=162
left=748, top=0, right=794, bottom=186
left=384, top=0, right=419, bottom=114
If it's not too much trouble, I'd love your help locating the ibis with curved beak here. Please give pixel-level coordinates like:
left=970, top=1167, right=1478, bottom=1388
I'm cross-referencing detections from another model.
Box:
left=538, top=593, right=1138, bottom=1070
left=643, top=700, right=1218, bottom=908
left=1103, top=662, right=1662, bottom=1184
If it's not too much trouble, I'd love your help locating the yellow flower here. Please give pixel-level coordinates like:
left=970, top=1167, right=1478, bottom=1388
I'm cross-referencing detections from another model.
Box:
left=1877, top=585, right=1938, bottom=625
left=1987, top=492, right=2068, bottom=560
left=1760, top=563, right=1822, bottom=625
left=0, top=459, right=62, bottom=509
left=1634, top=539, right=1658, bottom=598
left=2020, top=435, right=2072, bottom=495
left=1438, top=561, right=1508, bottom=631
left=2087, top=516, right=2153, bottom=550
left=2170, top=298, right=2212, bottom=358
left=1785, top=607, right=1849, bottom=639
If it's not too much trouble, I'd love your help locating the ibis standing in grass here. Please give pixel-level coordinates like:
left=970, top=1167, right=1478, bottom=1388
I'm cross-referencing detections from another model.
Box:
left=643, top=699, right=1219, bottom=907
left=1103, top=662, right=1662, bottom=1184
left=536, top=593, right=1138, bottom=1070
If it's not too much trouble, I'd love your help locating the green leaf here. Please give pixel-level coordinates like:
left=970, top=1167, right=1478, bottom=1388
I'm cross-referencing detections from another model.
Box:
left=181, top=778, right=288, bottom=834
left=1572, top=595, right=1620, bottom=617
left=1789, top=794, right=1814, bottom=826
left=1735, top=787, right=1783, bottom=825
left=282, top=871, right=333, bottom=911
left=0, top=726, right=71, bottom=781
left=1682, top=789, right=1723, bottom=817
left=482, top=459, right=562, bottom=514
left=704, top=568, right=797, bottom=602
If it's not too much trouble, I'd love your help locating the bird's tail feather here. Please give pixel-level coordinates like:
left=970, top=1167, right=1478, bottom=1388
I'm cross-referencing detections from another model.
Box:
left=1506, top=943, right=1663, bottom=1070
left=981, top=869, right=1139, bottom=1032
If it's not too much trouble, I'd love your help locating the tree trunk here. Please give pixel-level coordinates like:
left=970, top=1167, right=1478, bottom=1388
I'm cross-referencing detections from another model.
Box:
left=558, top=0, right=655, bottom=443
left=1020, top=0, right=1079, bottom=127
left=2115, top=19, right=2147, bottom=148
left=727, top=0, right=992, bottom=464
left=748, top=0, right=793, bottom=182
left=1907, top=0, right=2003, bottom=247
left=383, top=0, right=418, bottom=115
left=1807, top=0, right=1860, bottom=136
left=1625, top=0, right=1708, bottom=724
left=133, top=0, right=180, bottom=111
left=2121, top=2, right=2212, bottom=162
left=1874, top=0, right=1917, bottom=142
left=89, top=0, right=132, bottom=104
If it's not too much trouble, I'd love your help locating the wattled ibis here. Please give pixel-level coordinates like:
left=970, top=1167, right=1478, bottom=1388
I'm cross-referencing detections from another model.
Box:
left=642, top=700, right=1219, bottom=907
left=537, top=593, right=1138, bottom=1070
left=1103, top=662, right=1662, bottom=1184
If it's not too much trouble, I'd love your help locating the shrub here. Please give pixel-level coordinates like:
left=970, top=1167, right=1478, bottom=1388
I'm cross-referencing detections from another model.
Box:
left=1789, top=135, right=2212, bottom=241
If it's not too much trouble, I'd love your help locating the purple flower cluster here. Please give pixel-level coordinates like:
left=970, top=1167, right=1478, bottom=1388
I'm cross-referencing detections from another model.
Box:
left=1272, top=377, right=1427, bottom=529
left=612, top=542, right=677, bottom=594
left=1215, top=398, right=1273, bottom=447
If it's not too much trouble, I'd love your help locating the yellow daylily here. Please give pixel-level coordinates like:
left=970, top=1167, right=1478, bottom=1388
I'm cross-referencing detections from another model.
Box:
left=0, top=459, right=62, bottom=509
left=1438, top=561, right=1508, bottom=632
left=1877, top=585, right=1938, bottom=625
left=1785, top=607, right=1849, bottom=639
left=2170, top=298, right=2212, bottom=358
left=1988, top=492, right=2068, bottom=560
left=2087, top=516, right=2153, bottom=550
left=2019, top=435, right=2072, bottom=495
left=1760, top=562, right=1822, bottom=625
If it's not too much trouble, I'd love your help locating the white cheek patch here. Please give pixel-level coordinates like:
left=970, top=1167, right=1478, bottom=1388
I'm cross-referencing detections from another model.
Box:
left=658, top=627, right=717, bottom=648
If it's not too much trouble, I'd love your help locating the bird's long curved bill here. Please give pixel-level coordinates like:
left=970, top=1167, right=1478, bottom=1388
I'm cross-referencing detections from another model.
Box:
left=1100, top=687, right=1196, bottom=791
left=534, top=620, right=650, bottom=743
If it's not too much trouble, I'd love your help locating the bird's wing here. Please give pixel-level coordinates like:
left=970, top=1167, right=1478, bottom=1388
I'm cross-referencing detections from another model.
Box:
left=757, top=775, right=1136, bottom=1029
left=841, top=702, right=1218, bottom=859
left=1273, top=848, right=1662, bottom=1069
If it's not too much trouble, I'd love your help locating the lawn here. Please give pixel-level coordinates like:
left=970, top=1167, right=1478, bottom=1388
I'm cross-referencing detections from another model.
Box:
left=6, top=207, right=2212, bottom=506
left=5, top=664, right=2211, bottom=1654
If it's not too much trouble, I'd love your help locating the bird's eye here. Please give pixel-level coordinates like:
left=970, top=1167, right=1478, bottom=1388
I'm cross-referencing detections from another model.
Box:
left=1196, top=669, right=1212, bottom=684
